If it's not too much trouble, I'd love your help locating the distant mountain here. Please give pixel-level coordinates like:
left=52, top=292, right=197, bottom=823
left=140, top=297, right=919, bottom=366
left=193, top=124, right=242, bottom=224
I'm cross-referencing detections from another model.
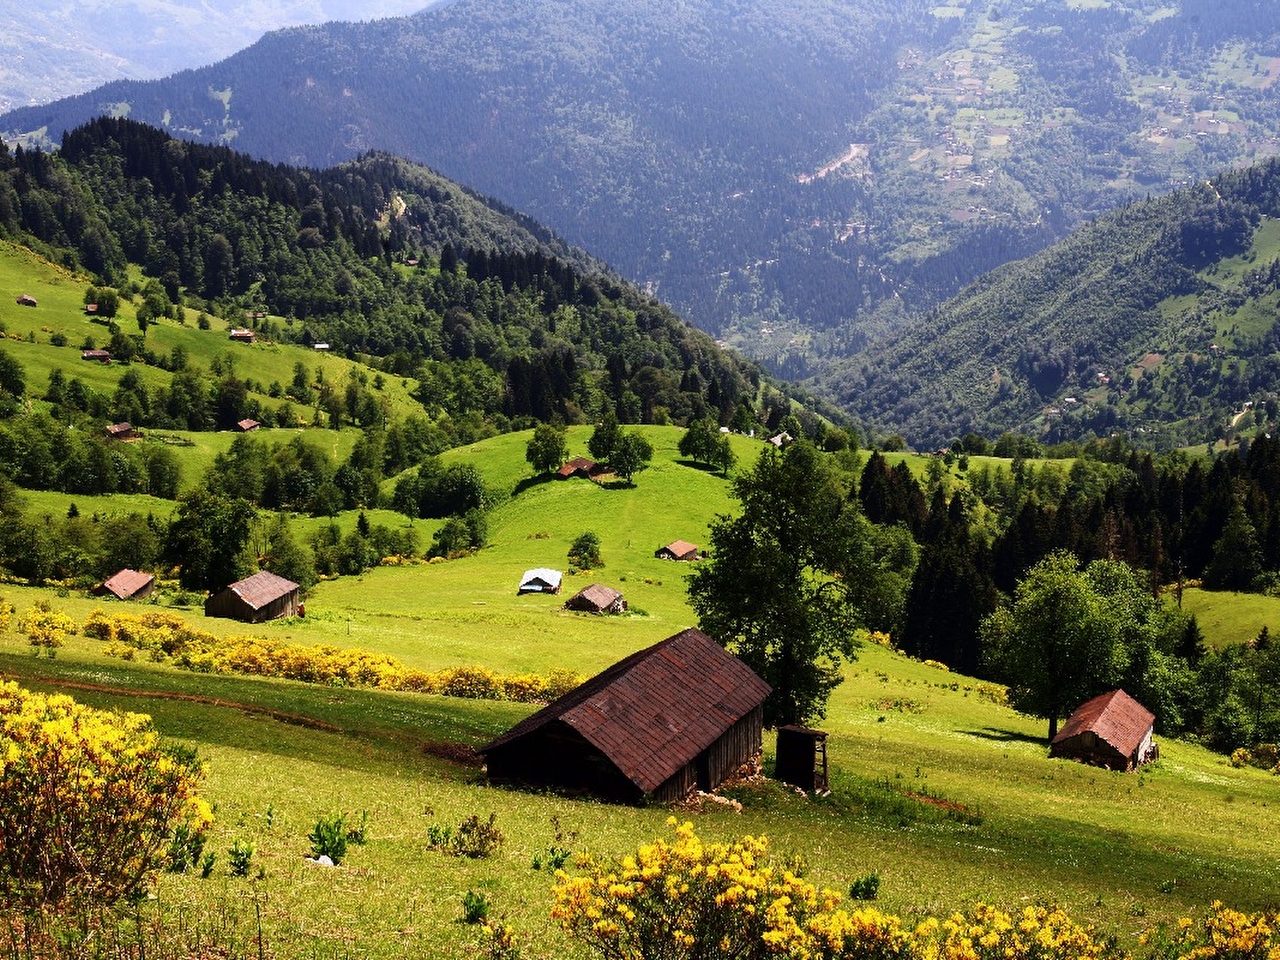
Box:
left=5, top=0, right=1279, bottom=384
left=0, top=1, right=433, bottom=113
left=825, top=157, right=1280, bottom=450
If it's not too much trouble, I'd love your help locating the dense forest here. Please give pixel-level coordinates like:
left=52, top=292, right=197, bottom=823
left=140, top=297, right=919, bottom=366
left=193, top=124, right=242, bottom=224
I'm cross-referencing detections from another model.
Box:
left=4, top=0, right=1277, bottom=385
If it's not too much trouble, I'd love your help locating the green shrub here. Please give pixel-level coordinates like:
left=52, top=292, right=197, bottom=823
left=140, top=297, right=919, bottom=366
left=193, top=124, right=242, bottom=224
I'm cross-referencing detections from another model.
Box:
left=227, top=839, right=254, bottom=877
left=309, top=813, right=348, bottom=865
left=461, top=889, right=490, bottom=924
left=849, top=871, right=881, bottom=900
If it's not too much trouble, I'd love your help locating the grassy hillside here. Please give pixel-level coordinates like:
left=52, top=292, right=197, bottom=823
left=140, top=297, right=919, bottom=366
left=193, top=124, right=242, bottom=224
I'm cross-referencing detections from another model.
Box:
left=1, top=433, right=1278, bottom=957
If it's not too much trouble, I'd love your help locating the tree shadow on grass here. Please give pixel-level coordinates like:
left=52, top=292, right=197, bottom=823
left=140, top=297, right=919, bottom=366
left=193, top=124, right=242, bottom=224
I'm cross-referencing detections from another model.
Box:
left=599, top=478, right=635, bottom=490
left=963, top=727, right=1046, bottom=748
left=512, top=473, right=558, bottom=497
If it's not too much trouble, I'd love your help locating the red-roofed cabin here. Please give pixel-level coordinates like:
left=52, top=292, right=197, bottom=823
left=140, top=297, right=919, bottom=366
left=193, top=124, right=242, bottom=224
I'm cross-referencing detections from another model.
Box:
left=94, top=569, right=156, bottom=601
left=228, top=328, right=256, bottom=343
left=655, top=540, right=700, bottom=561
left=1050, top=689, right=1157, bottom=771
left=205, top=571, right=300, bottom=623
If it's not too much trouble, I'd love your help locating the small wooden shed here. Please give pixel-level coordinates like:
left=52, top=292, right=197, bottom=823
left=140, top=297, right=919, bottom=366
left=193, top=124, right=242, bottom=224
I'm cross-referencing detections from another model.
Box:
left=481, top=627, right=770, bottom=804
left=204, top=571, right=300, bottom=623
left=655, top=540, right=699, bottom=561
left=15, top=294, right=36, bottom=307
left=94, top=568, right=156, bottom=601
left=564, top=583, right=626, bottom=614
left=235, top=418, right=261, bottom=432
left=81, top=349, right=112, bottom=363
left=518, top=568, right=562, bottom=594
left=556, top=456, right=599, bottom=479
left=1050, top=689, right=1156, bottom=772
left=105, top=422, right=137, bottom=441
left=228, top=328, right=256, bottom=343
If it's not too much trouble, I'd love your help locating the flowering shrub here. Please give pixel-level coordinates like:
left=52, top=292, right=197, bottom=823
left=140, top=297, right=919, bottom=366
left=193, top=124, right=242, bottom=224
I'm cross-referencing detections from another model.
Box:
left=1142, top=901, right=1280, bottom=959
left=932, top=903, right=1121, bottom=960
left=84, top=609, right=583, bottom=704
left=20, top=601, right=77, bottom=652
left=0, top=681, right=211, bottom=908
left=552, top=822, right=1131, bottom=960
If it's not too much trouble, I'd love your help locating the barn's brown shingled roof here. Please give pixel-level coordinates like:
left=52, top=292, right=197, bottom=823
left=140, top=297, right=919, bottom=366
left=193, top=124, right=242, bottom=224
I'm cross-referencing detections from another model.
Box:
left=1052, top=689, right=1154, bottom=757
left=226, top=571, right=298, bottom=610
left=482, top=627, right=769, bottom=793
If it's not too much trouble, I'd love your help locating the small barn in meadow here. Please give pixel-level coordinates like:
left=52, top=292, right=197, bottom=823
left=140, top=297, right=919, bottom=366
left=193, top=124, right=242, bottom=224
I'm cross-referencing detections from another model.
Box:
left=228, top=328, right=256, bottom=343
left=94, top=569, right=155, bottom=602
left=481, top=627, right=769, bottom=803
left=556, top=456, right=600, bottom=479
left=105, top=422, right=137, bottom=441
left=518, top=568, right=563, bottom=594
left=204, top=571, right=300, bottom=623
left=15, top=294, right=36, bottom=307
left=235, top=418, right=261, bottom=432
left=655, top=540, right=700, bottom=561
left=563, top=583, right=626, bottom=615
left=81, top=349, right=111, bottom=363
left=1050, top=689, right=1156, bottom=772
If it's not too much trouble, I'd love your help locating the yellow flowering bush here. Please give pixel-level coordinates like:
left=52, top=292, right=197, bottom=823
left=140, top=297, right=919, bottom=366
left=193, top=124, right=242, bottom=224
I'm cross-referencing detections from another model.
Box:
left=20, top=601, right=77, bottom=652
left=932, top=903, right=1121, bottom=960
left=552, top=818, right=868, bottom=960
left=1141, top=902, right=1280, bottom=959
left=0, top=681, right=211, bottom=909
left=84, top=610, right=583, bottom=704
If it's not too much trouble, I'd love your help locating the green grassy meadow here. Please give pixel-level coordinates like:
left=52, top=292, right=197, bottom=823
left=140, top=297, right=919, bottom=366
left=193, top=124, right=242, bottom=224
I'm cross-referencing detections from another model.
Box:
left=1, top=428, right=1279, bottom=958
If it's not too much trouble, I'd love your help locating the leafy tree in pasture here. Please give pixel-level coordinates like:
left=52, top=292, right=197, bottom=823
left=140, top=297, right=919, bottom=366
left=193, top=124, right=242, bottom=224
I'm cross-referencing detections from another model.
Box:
left=0, top=346, right=23, bottom=415
left=689, top=441, right=871, bottom=727
left=262, top=513, right=317, bottom=591
left=610, top=431, right=654, bottom=485
left=568, top=531, right=602, bottom=569
left=709, top=433, right=737, bottom=477
left=526, top=422, right=569, bottom=474
left=587, top=410, right=622, bottom=463
left=678, top=417, right=719, bottom=465
left=981, top=552, right=1178, bottom=740
left=164, top=488, right=257, bottom=592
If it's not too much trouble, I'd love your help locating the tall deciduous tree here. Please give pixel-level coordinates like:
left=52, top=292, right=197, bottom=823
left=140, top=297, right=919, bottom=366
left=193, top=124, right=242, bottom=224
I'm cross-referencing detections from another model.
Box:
left=525, top=422, right=569, bottom=475
left=688, top=441, right=869, bottom=727
left=981, top=551, right=1156, bottom=740
left=164, top=488, right=257, bottom=592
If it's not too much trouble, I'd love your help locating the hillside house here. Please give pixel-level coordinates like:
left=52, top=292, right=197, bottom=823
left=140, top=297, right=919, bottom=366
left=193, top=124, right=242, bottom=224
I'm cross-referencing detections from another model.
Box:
left=1050, top=689, right=1156, bottom=772
left=15, top=294, right=36, bottom=307
left=556, top=456, right=600, bottom=479
left=767, top=431, right=793, bottom=448
left=94, top=568, right=155, bottom=601
left=518, top=568, right=562, bottom=594
left=235, top=418, right=261, bottom=432
left=204, top=571, right=300, bottom=623
left=228, top=328, right=256, bottom=343
left=81, top=349, right=111, bottom=363
left=84, top=303, right=98, bottom=315
left=481, top=627, right=769, bottom=803
left=105, top=422, right=137, bottom=441
left=655, top=540, right=699, bottom=561
left=563, top=583, right=626, bottom=614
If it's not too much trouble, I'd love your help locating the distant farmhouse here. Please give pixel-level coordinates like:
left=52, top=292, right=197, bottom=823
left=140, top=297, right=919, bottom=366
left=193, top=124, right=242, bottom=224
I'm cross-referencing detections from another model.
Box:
left=205, top=571, right=300, bottom=623
left=1050, top=689, right=1157, bottom=772
left=228, top=328, right=256, bottom=343
left=518, top=568, right=562, bottom=594
left=105, top=422, right=137, bottom=441
left=94, top=568, right=155, bottom=602
left=81, top=349, right=111, bottom=363
left=556, top=456, right=601, bottom=479
left=563, top=583, right=626, bottom=615
left=235, top=418, right=260, bottom=432
left=655, top=540, right=700, bottom=561
left=15, top=294, right=36, bottom=307
left=481, top=627, right=769, bottom=803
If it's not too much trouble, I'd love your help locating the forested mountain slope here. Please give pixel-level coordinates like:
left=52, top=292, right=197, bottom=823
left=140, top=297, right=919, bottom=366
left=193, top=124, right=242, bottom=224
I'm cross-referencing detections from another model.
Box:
left=0, top=118, right=775, bottom=437
left=3, top=0, right=1277, bottom=381
left=827, top=157, right=1280, bottom=450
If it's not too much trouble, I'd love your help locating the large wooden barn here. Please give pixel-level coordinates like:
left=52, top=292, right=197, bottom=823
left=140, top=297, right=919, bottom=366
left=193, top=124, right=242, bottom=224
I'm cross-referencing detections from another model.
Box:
left=1050, top=689, right=1156, bottom=771
left=481, top=627, right=769, bottom=804
left=563, top=583, right=626, bottom=614
left=204, top=571, right=300, bottom=623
